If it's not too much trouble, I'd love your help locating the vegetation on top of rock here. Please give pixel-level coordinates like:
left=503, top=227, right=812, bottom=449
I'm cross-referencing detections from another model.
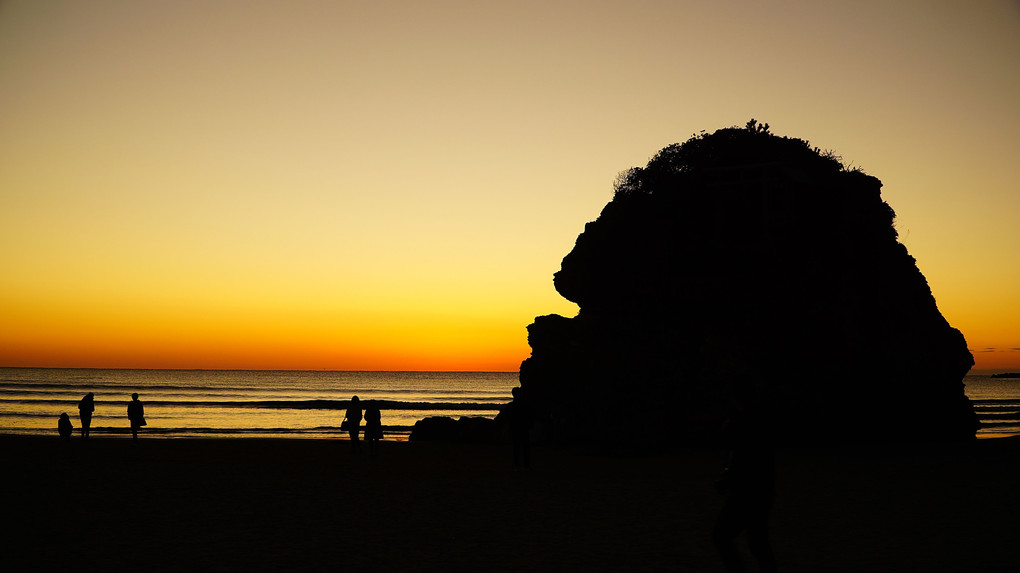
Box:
left=614, top=119, right=858, bottom=199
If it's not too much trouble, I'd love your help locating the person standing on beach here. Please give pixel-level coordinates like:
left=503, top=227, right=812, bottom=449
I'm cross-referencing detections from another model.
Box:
left=127, top=393, right=146, bottom=442
left=58, top=412, right=73, bottom=440
left=713, top=403, right=777, bottom=573
left=344, top=395, right=363, bottom=452
left=364, top=401, right=383, bottom=456
left=78, top=393, right=95, bottom=439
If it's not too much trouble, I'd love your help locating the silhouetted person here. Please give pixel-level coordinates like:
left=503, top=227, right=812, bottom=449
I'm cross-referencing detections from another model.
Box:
left=78, top=392, right=95, bottom=439
left=344, top=395, right=362, bottom=452
left=507, top=387, right=534, bottom=469
left=127, top=393, right=146, bottom=442
left=713, top=404, right=777, bottom=573
left=364, top=401, right=382, bottom=456
left=58, top=413, right=73, bottom=440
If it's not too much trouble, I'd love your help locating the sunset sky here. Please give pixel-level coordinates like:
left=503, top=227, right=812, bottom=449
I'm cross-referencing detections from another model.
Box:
left=1, top=0, right=1018, bottom=371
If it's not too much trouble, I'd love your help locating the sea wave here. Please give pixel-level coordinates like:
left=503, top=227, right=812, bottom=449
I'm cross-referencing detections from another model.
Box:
left=0, top=397, right=505, bottom=410
left=0, top=424, right=417, bottom=436
left=977, top=421, right=1020, bottom=428
left=0, top=381, right=510, bottom=395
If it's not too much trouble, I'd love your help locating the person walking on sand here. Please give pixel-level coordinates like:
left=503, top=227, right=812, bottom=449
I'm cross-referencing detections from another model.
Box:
left=343, top=395, right=363, bottom=452
left=58, top=412, right=73, bottom=440
left=127, top=393, right=146, bottom=442
left=364, top=401, right=383, bottom=456
left=78, top=392, right=95, bottom=439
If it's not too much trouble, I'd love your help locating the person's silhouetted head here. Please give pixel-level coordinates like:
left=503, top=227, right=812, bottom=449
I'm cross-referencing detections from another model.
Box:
left=721, top=397, right=773, bottom=448
left=352, top=395, right=359, bottom=404
left=132, top=393, right=138, bottom=400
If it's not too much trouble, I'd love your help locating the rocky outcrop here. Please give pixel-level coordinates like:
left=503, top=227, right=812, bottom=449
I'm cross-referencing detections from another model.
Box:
left=517, top=122, right=978, bottom=445
left=409, top=416, right=499, bottom=443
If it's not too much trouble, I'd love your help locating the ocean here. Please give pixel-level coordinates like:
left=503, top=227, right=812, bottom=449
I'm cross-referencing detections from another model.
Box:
left=0, top=369, right=516, bottom=440
left=964, top=374, right=1020, bottom=438
left=1, top=368, right=1017, bottom=440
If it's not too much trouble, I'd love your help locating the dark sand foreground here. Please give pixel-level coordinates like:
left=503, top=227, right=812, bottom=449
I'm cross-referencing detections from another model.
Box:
left=3, top=435, right=1019, bottom=572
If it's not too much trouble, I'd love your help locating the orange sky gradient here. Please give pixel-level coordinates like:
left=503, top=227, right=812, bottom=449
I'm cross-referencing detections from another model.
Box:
left=1, top=1, right=1018, bottom=371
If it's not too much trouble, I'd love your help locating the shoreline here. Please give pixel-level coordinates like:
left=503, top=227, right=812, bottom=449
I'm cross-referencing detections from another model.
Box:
left=4, top=435, right=1019, bottom=571
left=3, top=425, right=1017, bottom=441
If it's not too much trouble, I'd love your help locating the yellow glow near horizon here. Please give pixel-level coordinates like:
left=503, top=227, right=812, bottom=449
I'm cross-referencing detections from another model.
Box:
left=1, top=0, right=1018, bottom=371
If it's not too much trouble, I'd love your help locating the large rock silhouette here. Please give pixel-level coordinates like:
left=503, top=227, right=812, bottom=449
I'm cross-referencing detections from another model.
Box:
left=518, top=122, right=978, bottom=445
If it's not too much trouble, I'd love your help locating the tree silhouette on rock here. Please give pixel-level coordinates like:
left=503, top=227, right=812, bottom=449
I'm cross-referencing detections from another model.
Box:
left=518, top=121, right=977, bottom=446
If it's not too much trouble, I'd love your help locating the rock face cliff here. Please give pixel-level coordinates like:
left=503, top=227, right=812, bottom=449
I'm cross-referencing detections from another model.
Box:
left=518, top=123, right=977, bottom=445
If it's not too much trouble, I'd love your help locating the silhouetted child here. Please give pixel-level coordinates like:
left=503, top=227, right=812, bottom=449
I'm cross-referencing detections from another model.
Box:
left=713, top=404, right=777, bottom=573
left=507, top=387, right=534, bottom=469
left=78, top=392, right=95, bottom=439
left=127, top=393, right=146, bottom=442
left=58, top=413, right=73, bottom=440
left=343, top=395, right=363, bottom=452
left=364, top=401, right=383, bottom=456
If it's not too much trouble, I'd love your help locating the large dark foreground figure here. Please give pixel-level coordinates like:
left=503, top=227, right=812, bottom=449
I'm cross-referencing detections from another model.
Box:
left=713, top=405, right=777, bottom=573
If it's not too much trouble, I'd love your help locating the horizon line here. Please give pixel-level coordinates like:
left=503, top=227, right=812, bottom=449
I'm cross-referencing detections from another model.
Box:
left=0, top=365, right=519, bottom=373
left=4, top=365, right=1019, bottom=375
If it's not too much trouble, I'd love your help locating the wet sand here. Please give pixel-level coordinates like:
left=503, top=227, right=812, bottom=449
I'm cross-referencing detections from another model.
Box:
left=3, top=435, right=1018, bottom=572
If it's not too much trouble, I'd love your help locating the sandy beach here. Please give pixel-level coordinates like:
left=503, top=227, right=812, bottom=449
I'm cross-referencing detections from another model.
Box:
left=3, top=435, right=1018, bottom=572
